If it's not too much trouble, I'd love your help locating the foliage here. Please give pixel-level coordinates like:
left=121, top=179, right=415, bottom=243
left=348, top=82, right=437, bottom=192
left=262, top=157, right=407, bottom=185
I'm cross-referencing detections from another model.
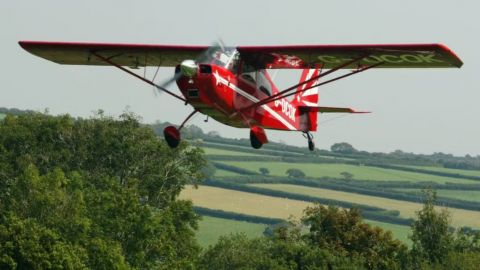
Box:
left=330, top=142, right=357, bottom=154
left=285, top=168, right=306, bottom=178
left=259, top=167, right=270, bottom=175
left=0, top=112, right=206, bottom=269
left=410, top=190, right=453, bottom=264
left=302, top=203, right=407, bottom=269
left=340, top=171, right=354, bottom=180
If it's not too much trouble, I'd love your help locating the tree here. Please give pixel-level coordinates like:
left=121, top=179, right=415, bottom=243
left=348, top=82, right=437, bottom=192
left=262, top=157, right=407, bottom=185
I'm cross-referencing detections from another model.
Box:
left=330, top=142, right=357, bottom=154
left=340, top=171, right=354, bottom=180
left=285, top=168, right=306, bottom=178
left=198, top=233, right=279, bottom=270
left=259, top=167, right=270, bottom=175
left=302, top=203, right=406, bottom=269
left=0, top=112, right=206, bottom=269
left=410, top=189, right=453, bottom=264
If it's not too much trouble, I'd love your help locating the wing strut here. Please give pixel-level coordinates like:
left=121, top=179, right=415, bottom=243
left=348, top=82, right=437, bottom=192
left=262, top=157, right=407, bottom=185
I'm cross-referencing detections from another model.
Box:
left=274, top=61, right=383, bottom=102
left=238, top=54, right=369, bottom=112
left=237, top=56, right=383, bottom=114
left=91, top=52, right=187, bottom=102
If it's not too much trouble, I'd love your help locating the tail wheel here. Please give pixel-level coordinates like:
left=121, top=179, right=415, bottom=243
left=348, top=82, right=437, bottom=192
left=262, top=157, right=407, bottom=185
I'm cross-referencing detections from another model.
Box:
left=163, top=126, right=181, bottom=148
left=308, top=140, right=315, bottom=151
left=250, top=130, right=263, bottom=149
left=304, top=131, right=315, bottom=151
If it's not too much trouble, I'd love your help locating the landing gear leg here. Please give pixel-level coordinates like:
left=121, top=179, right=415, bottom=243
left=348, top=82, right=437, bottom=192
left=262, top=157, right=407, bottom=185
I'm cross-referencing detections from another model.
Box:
left=304, top=132, right=315, bottom=151
left=163, top=110, right=198, bottom=149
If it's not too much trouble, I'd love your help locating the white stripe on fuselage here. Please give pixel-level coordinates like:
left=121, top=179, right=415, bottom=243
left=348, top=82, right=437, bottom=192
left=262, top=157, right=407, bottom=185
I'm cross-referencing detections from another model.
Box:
left=213, top=71, right=296, bottom=130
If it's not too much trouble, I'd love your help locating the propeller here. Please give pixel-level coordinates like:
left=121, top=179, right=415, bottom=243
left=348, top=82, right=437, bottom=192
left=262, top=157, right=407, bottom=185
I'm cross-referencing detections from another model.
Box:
left=153, top=40, right=226, bottom=94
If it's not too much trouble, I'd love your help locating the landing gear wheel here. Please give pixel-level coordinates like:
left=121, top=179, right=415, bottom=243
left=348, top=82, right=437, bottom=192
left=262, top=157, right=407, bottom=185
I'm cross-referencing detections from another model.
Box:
left=163, top=126, right=181, bottom=148
left=250, top=131, right=263, bottom=149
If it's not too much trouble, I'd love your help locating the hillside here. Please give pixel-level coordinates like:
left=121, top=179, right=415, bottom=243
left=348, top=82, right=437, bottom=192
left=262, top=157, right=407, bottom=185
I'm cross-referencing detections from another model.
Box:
left=2, top=108, right=479, bottom=269
left=152, top=122, right=480, bottom=246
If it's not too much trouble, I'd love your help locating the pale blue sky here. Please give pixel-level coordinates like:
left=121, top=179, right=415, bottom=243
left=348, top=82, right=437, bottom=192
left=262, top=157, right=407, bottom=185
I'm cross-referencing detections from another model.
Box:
left=1, top=1, right=478, bottom=155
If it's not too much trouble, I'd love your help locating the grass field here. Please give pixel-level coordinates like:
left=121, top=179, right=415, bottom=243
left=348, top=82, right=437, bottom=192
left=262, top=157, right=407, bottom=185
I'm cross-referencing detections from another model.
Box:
left=248, top=183, right=480, bottom=228
left=219, top=161, right=476, bottom=184
left=182, top=186, right=413, bottom=243
left=397, top=189, right=480, bottom=203
left=366, top=220, right=411, bottom=244
left=197, top=216, right=267, bottom=247
left=196, top=216, right=412, bottom=247
left=203, top=147, right=265, bottom=157
left=214, top=169, right=243, bottom=177
left=402, top=165, right=480, bottom=178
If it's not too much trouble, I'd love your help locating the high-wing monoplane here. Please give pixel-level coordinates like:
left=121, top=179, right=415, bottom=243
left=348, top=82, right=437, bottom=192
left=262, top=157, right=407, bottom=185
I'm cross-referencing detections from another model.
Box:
left=20, top=41, right=462, bottom=150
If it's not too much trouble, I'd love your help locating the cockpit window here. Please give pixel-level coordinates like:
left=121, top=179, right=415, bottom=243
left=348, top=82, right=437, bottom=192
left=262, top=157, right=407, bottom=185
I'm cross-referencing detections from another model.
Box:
left=208, top=48, right=239, bottom=72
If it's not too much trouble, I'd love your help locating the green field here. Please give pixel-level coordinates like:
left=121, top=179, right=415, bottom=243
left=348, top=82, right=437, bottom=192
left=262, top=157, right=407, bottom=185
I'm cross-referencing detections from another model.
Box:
left=186, top=186, right=414, bottom=245
left=215, top=168, right=243, bottom=177
left=402, top=165, right=480, bottom=178
left=397, top=189, right=480, bottom=203
left=0, top=113, right=5, bottom=120
left=219, top=161, right=476, bottom=184
left=203, top=147, right=264, bottom=157
left=248, top=183, right=480, bottom=228
left=197, top=216, right=267, bottom=247
left=366, top=220, right=411, bottom=244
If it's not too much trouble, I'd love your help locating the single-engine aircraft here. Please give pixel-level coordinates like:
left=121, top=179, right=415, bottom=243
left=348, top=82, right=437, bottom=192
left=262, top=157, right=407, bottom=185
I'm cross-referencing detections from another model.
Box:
left=19, top=41, right=463, bottom=150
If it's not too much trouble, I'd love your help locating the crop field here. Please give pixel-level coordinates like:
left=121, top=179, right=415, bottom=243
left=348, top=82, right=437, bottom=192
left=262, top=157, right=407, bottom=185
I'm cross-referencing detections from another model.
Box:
left=248, top=183, right=480, bottom=228
left=197, top=216, right=267, bottom=247
left=180, top=185, right=311, bottom=219
left=397, top=189, right=480, bottom=203
left=181, top=185, right=413, bottom=242
left=219, top=161, right=476, bottom=184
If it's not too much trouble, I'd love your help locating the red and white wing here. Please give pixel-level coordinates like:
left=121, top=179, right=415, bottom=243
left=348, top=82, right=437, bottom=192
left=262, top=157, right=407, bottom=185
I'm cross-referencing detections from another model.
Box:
left=237, top=44, right=463, bottom=69
left=19, top=41, right=208, bottom=67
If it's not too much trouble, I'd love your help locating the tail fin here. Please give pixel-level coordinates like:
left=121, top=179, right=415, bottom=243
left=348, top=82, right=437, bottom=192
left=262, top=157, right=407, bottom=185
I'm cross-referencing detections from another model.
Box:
left=293, top=69, right=320, bottom=107
left=293, top=69, right=320, bottom=131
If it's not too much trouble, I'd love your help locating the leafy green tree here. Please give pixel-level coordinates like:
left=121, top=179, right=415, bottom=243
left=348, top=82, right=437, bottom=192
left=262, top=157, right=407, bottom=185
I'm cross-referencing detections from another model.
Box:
left=259, top=167, right=270, bottom=175
left=198, top=233, right=280, bottom=270
left=0, top=112, right=206, bottom=269
left=340, top=171, right=354, bottom=180
left=410, top=190, right=453, bottom=264
left=302, top=203, right=406, bottom=269
left=285, top=168, right=306, bottom=178
left=330, top=142, right=357, bottom=154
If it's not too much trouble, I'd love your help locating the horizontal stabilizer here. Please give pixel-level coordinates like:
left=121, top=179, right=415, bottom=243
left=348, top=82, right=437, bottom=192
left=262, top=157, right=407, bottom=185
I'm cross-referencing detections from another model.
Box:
left=298, top=106, right=370, bottom=114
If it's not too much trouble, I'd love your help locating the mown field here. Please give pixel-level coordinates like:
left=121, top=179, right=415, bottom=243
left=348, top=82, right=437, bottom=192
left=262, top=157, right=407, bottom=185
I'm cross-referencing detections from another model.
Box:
left=218, top=161, right=477, bottom=184
left=197, top=216, right=267, bottom=247
left=248, top=183, right=480, bottom=228
left=181, top=185, right=412, bottom=243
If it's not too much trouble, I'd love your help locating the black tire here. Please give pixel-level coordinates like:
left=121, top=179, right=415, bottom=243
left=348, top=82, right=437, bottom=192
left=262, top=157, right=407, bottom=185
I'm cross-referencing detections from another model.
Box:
left=308, top=140, right=315, bottom=151
left=163, top=126, right=181, bottom=148
left=250, top=131, right=263, bottom=149
left=165, top=134, right=180, bottom=148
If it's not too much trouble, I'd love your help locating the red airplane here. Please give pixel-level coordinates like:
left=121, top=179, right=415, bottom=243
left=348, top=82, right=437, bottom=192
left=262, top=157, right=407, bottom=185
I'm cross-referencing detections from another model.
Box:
left=19, top=41, right=463, bottom=150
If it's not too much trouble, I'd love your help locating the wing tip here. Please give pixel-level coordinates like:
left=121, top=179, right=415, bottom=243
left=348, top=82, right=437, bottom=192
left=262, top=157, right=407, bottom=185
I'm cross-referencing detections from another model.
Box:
left=436, top=43, right=463, bottom=68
